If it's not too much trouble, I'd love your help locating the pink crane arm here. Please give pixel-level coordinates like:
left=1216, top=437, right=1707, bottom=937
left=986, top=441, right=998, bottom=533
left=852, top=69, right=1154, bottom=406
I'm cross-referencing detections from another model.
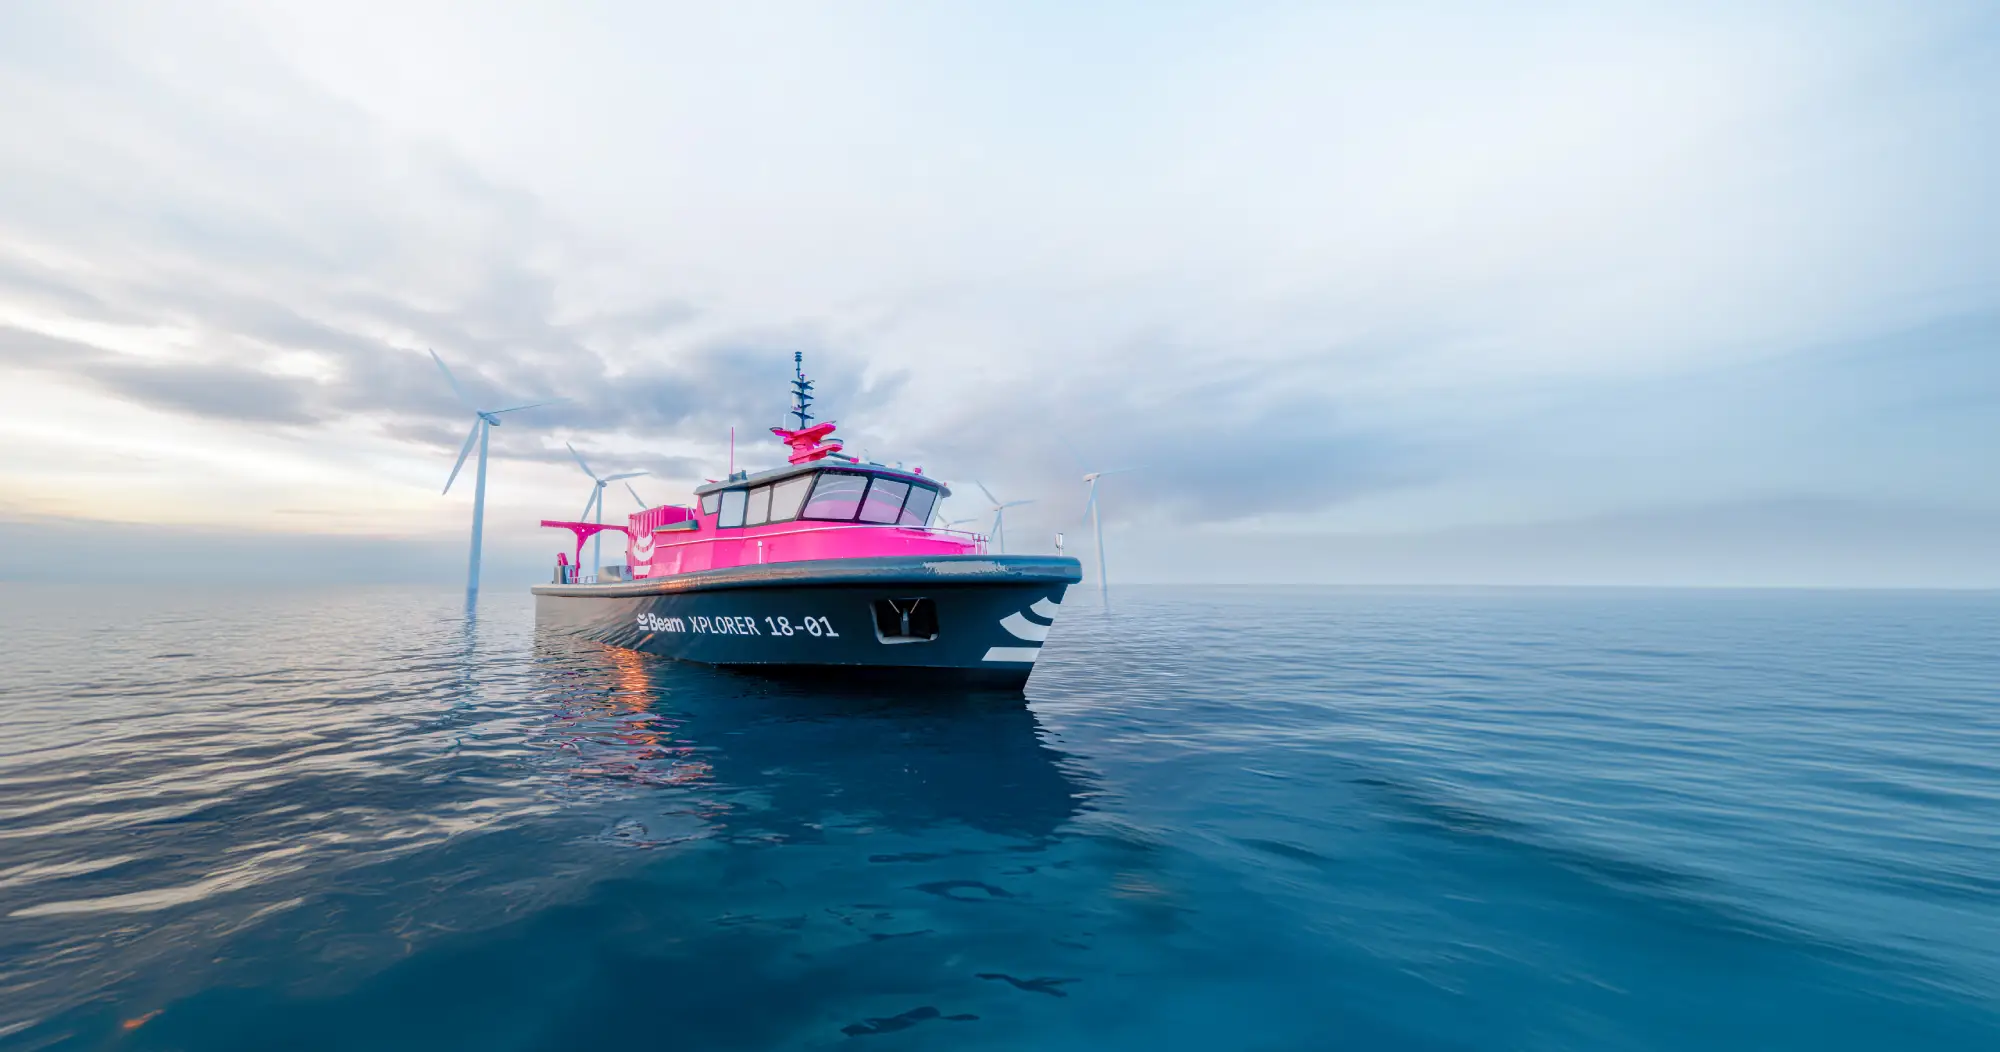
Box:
left=540, top=520, right=632, bottom=569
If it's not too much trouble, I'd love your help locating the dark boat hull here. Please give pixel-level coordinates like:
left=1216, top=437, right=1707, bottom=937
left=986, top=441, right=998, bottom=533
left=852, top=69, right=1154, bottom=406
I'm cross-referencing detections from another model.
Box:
left=531, top=555, right=1082, bottom=689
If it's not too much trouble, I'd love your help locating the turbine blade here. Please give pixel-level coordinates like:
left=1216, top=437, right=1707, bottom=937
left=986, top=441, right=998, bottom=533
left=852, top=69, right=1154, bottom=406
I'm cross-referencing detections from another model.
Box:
left=488, top=401, right=550, bottom=415
left=565, top=441, right=597, bottom=479
left=1002, top=500, right=1034, bottom=508
left=605, top=471, right=648, bottom=481
left=442, top=420, right=480, bottom=494
left=430, top=349, right=473, bottom=410
left=975, top=481, right=999, bottom=506
left=625, top=482, right=647, bottom=507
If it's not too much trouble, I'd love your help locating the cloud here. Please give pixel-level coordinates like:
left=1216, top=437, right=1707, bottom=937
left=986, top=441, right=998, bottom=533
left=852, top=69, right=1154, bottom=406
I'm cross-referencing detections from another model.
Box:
left=0, top=2, right=1997, bottom=583
left=1109, top=497, right=2000, bottom=589
left=0, top=514, right=495, bottom=585
left=8, top=496, right=1996, bottom=589
left=92, top=360, right=321, bottom=426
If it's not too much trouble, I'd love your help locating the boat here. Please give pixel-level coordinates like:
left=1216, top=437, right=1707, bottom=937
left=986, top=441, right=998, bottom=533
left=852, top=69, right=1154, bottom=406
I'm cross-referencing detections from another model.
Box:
left=532, top=354, right=1082, bottom=688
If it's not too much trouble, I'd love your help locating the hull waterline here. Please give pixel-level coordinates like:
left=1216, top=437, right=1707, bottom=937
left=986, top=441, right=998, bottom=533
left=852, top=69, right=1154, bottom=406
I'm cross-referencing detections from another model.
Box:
left=533, top=554, right=1082, bottom=689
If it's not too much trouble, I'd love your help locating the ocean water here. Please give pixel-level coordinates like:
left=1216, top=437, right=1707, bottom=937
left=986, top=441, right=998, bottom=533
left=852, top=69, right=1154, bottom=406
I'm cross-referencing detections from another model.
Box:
left=1, top=584, right=1996, bottom=1051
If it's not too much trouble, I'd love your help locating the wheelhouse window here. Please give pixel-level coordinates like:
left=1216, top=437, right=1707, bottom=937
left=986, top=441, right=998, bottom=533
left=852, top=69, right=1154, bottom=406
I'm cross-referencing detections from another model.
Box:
left=858, top=479, right=910, bottom=524
left=717, top=488, right=747, bottom=528
left=899, top=485, right=939, bottom=526
left=800, top=472, right=869, bottom=520
left=769, top=474, right=813, bottom=522
left=700, top=492, right=721, bottom=515
left=744, top=485, right=773, bottom=526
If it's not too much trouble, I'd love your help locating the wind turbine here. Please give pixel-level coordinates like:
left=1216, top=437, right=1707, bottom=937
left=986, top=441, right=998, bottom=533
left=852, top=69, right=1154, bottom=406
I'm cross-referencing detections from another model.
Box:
left=931, top=498, right=977, bottom=531
left=434, top=350, right=549, bottom=605
left=974, top=482, right=1032, bottom=554
left=567, top=442, right=647, bottom=575
left=1080, top=468, right=1135, bottom=608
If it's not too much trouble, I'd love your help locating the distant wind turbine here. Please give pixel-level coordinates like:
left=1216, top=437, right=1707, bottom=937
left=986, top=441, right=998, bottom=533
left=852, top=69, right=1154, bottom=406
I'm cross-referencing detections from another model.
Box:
left=975, top=482, right=1032, bottom=554
left=433, top=349, right=550, bottom=605
left=1080, top=468, right=1135, bottom=608
left=567, top=442, right=647, bottom=575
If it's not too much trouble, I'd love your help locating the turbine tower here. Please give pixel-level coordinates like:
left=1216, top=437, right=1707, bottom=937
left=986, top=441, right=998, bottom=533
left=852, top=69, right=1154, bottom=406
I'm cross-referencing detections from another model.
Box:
left=974, top=482, right=1033, bottom=555
left=567, top=442, right=647, bottom=576
left=433, top=350, right=548, bottom=605
left=1080, top=468, right=1134, bottom=608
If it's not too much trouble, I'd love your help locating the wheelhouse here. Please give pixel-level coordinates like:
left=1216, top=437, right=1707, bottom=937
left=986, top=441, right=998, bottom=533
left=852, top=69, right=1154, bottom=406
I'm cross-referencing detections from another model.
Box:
left=694, top=465, right=946, bottom=531
left=540, top=353, right=984, bottom=583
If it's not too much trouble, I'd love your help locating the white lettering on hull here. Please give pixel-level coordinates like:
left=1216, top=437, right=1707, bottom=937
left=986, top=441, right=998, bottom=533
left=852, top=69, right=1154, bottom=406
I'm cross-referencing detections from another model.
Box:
left=638, top=613, right=842, bottom=638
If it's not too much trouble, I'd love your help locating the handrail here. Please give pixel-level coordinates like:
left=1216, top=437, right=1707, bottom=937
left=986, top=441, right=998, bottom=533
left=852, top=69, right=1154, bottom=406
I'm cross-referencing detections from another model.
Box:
left=648, top=522, right=985, bottom=552
left=555, top=523, right=984, bottom=583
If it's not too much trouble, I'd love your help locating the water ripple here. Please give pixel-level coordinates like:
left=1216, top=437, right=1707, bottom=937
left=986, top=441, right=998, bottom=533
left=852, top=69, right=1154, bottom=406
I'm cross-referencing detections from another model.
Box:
left=1, top=583, right=1996, bottom=1050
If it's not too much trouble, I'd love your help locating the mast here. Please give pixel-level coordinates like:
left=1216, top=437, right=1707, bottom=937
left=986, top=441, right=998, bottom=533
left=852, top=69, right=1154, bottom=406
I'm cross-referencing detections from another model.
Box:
left=790, top=351, right=815, bottom=431
left=769, top=353, right=844, bottom=464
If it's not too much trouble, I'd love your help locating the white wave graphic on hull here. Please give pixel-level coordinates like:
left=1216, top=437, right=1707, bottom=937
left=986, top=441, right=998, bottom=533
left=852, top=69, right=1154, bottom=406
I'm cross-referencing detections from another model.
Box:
left=983, top=595, right=1060, bottom=663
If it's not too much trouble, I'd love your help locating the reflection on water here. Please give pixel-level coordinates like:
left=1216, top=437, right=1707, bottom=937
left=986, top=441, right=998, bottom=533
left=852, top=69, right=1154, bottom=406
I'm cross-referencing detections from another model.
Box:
left=540, top=640, right=1090, bottom=843
left=5, top=584, right=1999, bottom=1050
left=0, top=594, right=1112, bottom=1050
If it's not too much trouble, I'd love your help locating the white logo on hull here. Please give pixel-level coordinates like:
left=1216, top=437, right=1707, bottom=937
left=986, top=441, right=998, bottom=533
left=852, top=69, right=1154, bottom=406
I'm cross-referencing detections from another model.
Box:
left=999, top=612, right=1049, bottom=642
left=982, top=595, right=1061, bottom=663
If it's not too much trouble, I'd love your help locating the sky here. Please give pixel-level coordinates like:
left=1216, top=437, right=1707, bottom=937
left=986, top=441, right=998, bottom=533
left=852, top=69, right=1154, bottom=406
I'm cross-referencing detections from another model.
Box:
left=1, top=0, right=1997, bottom=587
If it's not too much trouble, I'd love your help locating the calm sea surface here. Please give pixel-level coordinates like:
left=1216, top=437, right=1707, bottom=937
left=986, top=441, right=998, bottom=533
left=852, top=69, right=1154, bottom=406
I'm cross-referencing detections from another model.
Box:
left=1, top=584, right=1995, bottom=1050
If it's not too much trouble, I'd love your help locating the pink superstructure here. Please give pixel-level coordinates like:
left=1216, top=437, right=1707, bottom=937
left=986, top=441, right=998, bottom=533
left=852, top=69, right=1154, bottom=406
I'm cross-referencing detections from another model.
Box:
left=622, top=500, right=979, bottom=580
left=542, top=357, right=982, bottom=582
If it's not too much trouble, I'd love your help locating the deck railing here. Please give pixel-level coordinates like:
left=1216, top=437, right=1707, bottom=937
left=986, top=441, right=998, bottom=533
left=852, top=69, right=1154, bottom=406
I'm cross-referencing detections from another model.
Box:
left=641, top=522, right=989, bottom=552
left=551, top=525, right=997, bottom=584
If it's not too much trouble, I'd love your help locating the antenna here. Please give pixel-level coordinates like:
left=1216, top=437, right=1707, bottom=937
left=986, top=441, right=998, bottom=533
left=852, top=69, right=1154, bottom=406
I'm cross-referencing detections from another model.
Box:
left=790, top=351, right=815, bottom=430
